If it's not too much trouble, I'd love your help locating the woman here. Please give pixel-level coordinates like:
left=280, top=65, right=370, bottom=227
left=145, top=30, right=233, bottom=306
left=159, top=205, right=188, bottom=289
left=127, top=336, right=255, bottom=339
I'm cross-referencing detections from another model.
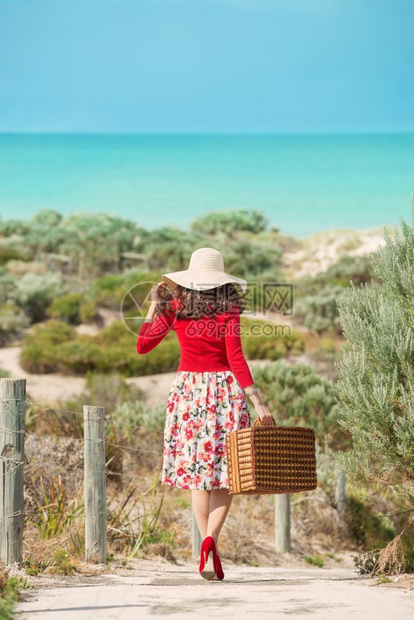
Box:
left=136, top=247, right=273, bottom=582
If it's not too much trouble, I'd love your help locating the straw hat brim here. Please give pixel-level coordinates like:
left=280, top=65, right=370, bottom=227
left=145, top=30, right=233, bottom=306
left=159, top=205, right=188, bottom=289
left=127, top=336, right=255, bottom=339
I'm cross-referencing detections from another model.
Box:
left=162, top=269, right=247, bottom=293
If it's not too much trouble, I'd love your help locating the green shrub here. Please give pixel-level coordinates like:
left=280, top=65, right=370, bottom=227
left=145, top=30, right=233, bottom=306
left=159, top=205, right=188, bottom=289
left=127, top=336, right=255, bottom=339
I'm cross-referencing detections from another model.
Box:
left=0, top=246, right=24, bottom=266
left=21, top=310, right=303, bottom=377
left=54, top=339, right=105, bottom=374
left=56, top=372, right=166, bottom=474
left=242, top=316, right=304, bottom=360
left=190, top=209, right=269, bottom=236
left=294, top=285, right=345, bottom=335
left=224, top=240, right=282, bottom=278
left=345, top=488, right=395, bottom=550
left=304, top=553, right=324, bottom=567
left=251, top=360, right=343, bottom=448
left=79, top=297, right=100, bottom=323
left=28, top=476, right=84, bottom=540
left=20, top=320, right=77, bottom=373
left=293, top=254, right=381, bottom=335
left=0, top=302, right=31, bottom=346
left=297, top=254, right=378, bottom=298
left=22, top=555, right=53, bottom=576
left=48, top=549, right=76, bottom=575
left=8, top=272, right=65, bottom=323
left=89, top=269, right=162, bottom=311
left=330, top=208, right=414, bottom=575
left=0, top=565, right=30, bottom=619
left=47, top=293, right=83, bottom=324
left=313, top=338, right=342, bottom=362
left=20, top=316, right=180, bottom=375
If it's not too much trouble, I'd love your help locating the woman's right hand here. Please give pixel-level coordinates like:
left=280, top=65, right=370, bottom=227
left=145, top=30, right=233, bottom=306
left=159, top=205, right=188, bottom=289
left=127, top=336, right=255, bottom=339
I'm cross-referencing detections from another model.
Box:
left=254, top=402, right=275, bottom=426
left=150, top=282, right=164, bottom=303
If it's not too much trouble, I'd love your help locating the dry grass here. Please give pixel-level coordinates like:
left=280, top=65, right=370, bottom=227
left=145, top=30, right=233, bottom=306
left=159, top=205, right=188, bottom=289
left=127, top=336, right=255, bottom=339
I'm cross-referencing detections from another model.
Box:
left=22, top=431, right=359, bottom=575
left=367, top=512, right=414, bottom=577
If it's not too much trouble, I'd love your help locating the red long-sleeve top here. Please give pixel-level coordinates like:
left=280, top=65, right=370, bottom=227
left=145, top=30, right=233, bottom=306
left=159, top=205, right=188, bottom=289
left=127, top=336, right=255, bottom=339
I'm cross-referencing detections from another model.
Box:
left=136, top=298, right=254, bottom=390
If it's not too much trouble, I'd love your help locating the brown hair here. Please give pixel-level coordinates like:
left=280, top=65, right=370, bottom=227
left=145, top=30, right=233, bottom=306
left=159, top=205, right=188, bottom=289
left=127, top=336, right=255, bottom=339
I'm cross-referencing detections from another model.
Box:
left=155, top=282, right=247, bottom=320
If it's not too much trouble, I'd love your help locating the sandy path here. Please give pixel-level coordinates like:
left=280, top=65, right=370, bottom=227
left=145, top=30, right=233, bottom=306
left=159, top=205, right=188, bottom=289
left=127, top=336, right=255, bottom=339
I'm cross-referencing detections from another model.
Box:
left=0, top=345, right=178, bottom=407
left=0, top=340, right=333, bottom=409
left=283, top=227, right=386, bottom=278
left=0, top=346, right=87, bottom=404
left=0, top=346, right=271, bottom=408
left=0, top=302, right=327, bottom=408
left=15, top=560, right=414, bottom=620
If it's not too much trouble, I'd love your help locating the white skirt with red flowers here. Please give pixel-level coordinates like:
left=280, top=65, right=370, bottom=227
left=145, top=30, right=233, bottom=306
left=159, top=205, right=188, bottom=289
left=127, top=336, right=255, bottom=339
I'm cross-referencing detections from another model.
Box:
left=161, top=370, right=251, bottom=490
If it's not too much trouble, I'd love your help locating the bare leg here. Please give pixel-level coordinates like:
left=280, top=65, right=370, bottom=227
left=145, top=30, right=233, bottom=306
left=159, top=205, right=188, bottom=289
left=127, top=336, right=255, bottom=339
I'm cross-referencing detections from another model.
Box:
left=206, top=488, right=233, bottom=548
left=191, top=489, right=211, bottom=539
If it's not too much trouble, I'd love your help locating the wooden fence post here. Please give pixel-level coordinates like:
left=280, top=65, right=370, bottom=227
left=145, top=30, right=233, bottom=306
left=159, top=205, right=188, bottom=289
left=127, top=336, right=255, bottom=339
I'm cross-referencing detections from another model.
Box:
left=275, top=493, right=291, bottom=553
left=0, top=378, right=26, bottom=566
left=84, top=405, right=107, bottom=564
left=335, top=470, right=346, bottom=539
left=192, top=509, right=202, bottom=560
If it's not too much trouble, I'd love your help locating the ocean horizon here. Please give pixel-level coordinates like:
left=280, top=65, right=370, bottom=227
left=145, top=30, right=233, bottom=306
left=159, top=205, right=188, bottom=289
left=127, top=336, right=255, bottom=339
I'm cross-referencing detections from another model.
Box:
left=1, top=131, right=413, bottom=238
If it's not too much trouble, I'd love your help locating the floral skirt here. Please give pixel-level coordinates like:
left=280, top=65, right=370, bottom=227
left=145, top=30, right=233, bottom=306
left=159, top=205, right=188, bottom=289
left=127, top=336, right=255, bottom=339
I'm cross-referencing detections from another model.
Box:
left=161, top=370, right=251, bottom=490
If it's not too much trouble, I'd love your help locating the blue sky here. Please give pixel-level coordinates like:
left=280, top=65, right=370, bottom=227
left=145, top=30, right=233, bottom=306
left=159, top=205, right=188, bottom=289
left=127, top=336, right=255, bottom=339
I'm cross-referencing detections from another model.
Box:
left=1, top=0, right=413, bottom=133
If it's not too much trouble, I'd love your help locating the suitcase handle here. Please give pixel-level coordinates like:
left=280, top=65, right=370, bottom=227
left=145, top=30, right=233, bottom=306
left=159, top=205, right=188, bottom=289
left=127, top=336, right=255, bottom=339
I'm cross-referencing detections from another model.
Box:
left=252, top=416, right=277, bottom=428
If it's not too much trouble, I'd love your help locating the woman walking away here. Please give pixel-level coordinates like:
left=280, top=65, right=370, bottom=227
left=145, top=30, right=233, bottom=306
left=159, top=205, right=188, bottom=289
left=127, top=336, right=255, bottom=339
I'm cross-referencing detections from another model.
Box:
left=136, top=247, right=273, bottom=582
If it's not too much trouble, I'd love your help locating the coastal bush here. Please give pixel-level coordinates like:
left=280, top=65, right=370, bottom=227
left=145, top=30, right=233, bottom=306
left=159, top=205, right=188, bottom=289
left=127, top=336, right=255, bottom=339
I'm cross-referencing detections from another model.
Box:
left=87, top=268, right=161, bottom=310
left=55, top=372, right=164, bottom=474
left=190, top=208, right=269, bottom=236
left=0, top=209, right=284, bottom=293
left=20, top=313, right=302, bottom=376
left=19, top=318, right=180, bottom=375
left=0, top=244, right=24, bottom=266
left=0, top=216, right=29, bottom=236
left=54, top=339, right=106, bottom=374
left=224, top=240, right=282, bottom=278
left=251, top=360, right=344, bottom=449
left=296, top=253, right=379, bottom=298
left=321, top=253, right=378, bottom=287
left=58, top=212, right=142, bottom=277
left=8, top=272, right=65, bottom=323
left=293, top=254, right=381, bottom=335
left=294, top=284, right=345, bottom=335
left=313, top=337, right=339, bottom=362
left=330, top=205, right=414, bottom=574
left=242, top=323, right=304, bottom=360
left=0, top=269, right=16, bottom=304
left=140, top=226, right=208, bottom=273
left=0, top=302, right=30, bottom=346
left=1, top=210, right=146, bottom=277
left=47, top=292, right=83, bottom=324
left=79, top=297, right=100, bottom=323
left=345, top=487, right=395, bottom=550
left=20, top=319, right=78, bottom=373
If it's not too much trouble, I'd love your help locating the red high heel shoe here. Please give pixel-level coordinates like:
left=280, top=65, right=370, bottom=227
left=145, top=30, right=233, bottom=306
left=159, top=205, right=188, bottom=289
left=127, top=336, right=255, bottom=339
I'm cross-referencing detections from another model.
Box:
left=212, top=548, right=225, bottom=581
left=199, top=537, right=216, bottom=580
left=199, top=536, right=224, bottom=581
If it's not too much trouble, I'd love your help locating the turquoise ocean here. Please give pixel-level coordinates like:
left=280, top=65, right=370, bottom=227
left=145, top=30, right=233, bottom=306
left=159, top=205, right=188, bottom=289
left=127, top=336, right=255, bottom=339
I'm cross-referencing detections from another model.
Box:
left=0, top=132, right=413, bottom=237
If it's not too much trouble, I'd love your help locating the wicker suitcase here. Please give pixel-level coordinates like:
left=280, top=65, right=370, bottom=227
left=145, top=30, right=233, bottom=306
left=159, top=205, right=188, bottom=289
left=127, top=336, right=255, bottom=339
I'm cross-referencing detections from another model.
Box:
left=225, top=416, right=318, bottom=495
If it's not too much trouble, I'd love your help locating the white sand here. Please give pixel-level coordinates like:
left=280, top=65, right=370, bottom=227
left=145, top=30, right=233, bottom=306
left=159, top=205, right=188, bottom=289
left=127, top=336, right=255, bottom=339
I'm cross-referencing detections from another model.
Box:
left=283, top=226, right=388, bottom=278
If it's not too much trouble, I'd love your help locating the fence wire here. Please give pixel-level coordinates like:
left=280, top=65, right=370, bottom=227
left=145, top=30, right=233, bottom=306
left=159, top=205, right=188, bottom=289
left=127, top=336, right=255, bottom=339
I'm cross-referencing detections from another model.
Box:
left=0, top=394, right=166, bottom=522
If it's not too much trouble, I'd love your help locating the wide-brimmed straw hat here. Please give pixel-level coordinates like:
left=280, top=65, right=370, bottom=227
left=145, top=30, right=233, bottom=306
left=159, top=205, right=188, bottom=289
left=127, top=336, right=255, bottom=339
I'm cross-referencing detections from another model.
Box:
left=162, top=247, right=247, bottom=292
